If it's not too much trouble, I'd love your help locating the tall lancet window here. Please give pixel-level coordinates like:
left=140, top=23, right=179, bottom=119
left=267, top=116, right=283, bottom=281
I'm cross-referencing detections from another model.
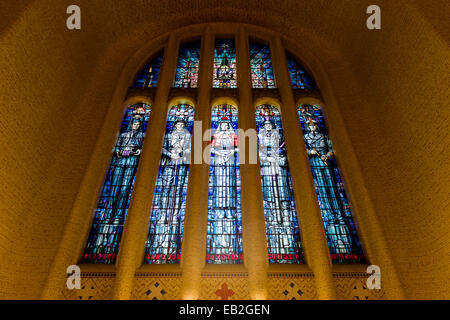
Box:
left=133, top=50, right=164, bottom=88
left=298, top=104, right=365, bottom=263
left=145, top=104, right=195, bottom=264
left=206, top=105, right=243, bottom=264
left=286, top=53, right=315, bottom=90
left=249, top=42, right=276, bottom=88
left=173, top=41, right=201, bottom=88
left=212, top=39, right=237, bottom=88
left=255, top=105, right=304, bottom=264
left=82, top=103, right=152, bottom=264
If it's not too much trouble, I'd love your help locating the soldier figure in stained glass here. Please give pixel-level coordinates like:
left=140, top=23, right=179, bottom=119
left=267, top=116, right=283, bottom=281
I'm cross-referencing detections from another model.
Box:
left=297, top=104, right=365, bottom=262
left=81, top=104, right=151, bottom=263
left=151, top=118, right=191, bottom=257
left=145, top=104, right=194, bottom=264
left=209, top=108, right=240, bottom=256
left=303, top=118, right=334, bottom=168
left=258, top=116, right=294, bottom=255
left=303, top=117, right=352, bottom=253
left=254, top=105, right=303, bottom=264
left=95, top=109, right=147, bottom=250
left=299, top=104, right=361, bottom=258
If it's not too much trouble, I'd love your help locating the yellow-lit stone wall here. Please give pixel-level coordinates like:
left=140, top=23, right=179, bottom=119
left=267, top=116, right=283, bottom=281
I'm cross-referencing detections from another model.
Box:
left=267, top=273, right=317, bottom=300
left=199, top=273, right=249, bottom=300
left=132, top=273, right=182, bottom=300
left=62, top=273, right=115, bottom=300
left=0, top=0, right=448, bottom=299
left=61, top=273, right=389, bottom=300
left=333, top=273, right=385, bottom=300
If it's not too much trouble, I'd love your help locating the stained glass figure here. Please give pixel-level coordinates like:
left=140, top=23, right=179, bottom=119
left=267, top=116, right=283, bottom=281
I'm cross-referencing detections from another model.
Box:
left=249, top=42, right=276, bottom=88
left=206, top=105, right=243, bottom=264
left=133, top=51, right=164, bottom=87
left=213, top=39, right=237, bottom=88
left=286, top=54, right=315, bottom=90
left=173, top=41, right=201, bottom=88
left=298, top=104, right=365, bottom=263
left=82, top=103, right=152, bottom=264
left=145, top=104, right=195, bottom=264
left=255, top=105, right=303, bottom=263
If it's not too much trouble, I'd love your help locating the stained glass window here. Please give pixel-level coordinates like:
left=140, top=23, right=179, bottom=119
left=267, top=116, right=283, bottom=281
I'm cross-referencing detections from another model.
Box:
left=213, top=39, right=237, bottom=88
left=133, top=50, right=164, bottom=88
left=298, top=104, right=365, bottom=263
left=145, top=104, right=195, bottom=264
left=249, top=42, right=276, bottom=88
left=173, top=41, right=201, bottom=88
left=255, top=105, right=303, bottom=264
left=286, top=54, right=315, bottom=90
left=206, top=105, right=243, bottom=264
left=81, top=103, right=152, bottom=264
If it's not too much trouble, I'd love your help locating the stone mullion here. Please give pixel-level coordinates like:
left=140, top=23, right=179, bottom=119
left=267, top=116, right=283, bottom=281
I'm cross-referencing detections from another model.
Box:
left=236, top=26, right=269, bottom=299
left=110, top=33, right=179, bottom=299
left=180, top=26, right=213, bottom=299
left=270, top=34, right=337, bottom=299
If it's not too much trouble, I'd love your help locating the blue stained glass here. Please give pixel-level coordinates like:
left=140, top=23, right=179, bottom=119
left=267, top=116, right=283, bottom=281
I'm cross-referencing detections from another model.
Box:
left=174, top=41, right=201, bottom=88
left=286, top=54, right=315, bottom=90
left=255, top=105, right=304, bottom=264
left=213, top=39, right=237, bottom=88
left=206, top=105, right=243, bottom=264
left=249, top=42, right=276, bottom=89
left=297, top=104, right=365, bottom=263
left=82, top=103, right=152, bottom=264
left=145, top=104, right=195, bottom=264
left=133, top=51, right=164, bottom=88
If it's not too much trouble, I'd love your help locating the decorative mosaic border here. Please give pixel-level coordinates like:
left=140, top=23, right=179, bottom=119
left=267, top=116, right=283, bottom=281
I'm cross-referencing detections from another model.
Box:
left=332, top=272, right=368, bottom=278
left=268, top=272, right=315, bottom=278
left=80, top=272, right=116, bottom=278
left=201, top=272, right=248, bottom=278
left=135, top=272, right=182, bottom=278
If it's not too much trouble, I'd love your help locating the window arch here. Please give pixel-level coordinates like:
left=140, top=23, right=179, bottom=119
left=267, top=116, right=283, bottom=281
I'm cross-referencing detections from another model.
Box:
left=255, top=104, right=304, bottom=264
left=206, top=104, right=243, bottom=264
left=81, top=103, right=152, bottom=264
left=78, top=29, right=368, bottom=274
left=144, top=103, right=195, bottom=264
